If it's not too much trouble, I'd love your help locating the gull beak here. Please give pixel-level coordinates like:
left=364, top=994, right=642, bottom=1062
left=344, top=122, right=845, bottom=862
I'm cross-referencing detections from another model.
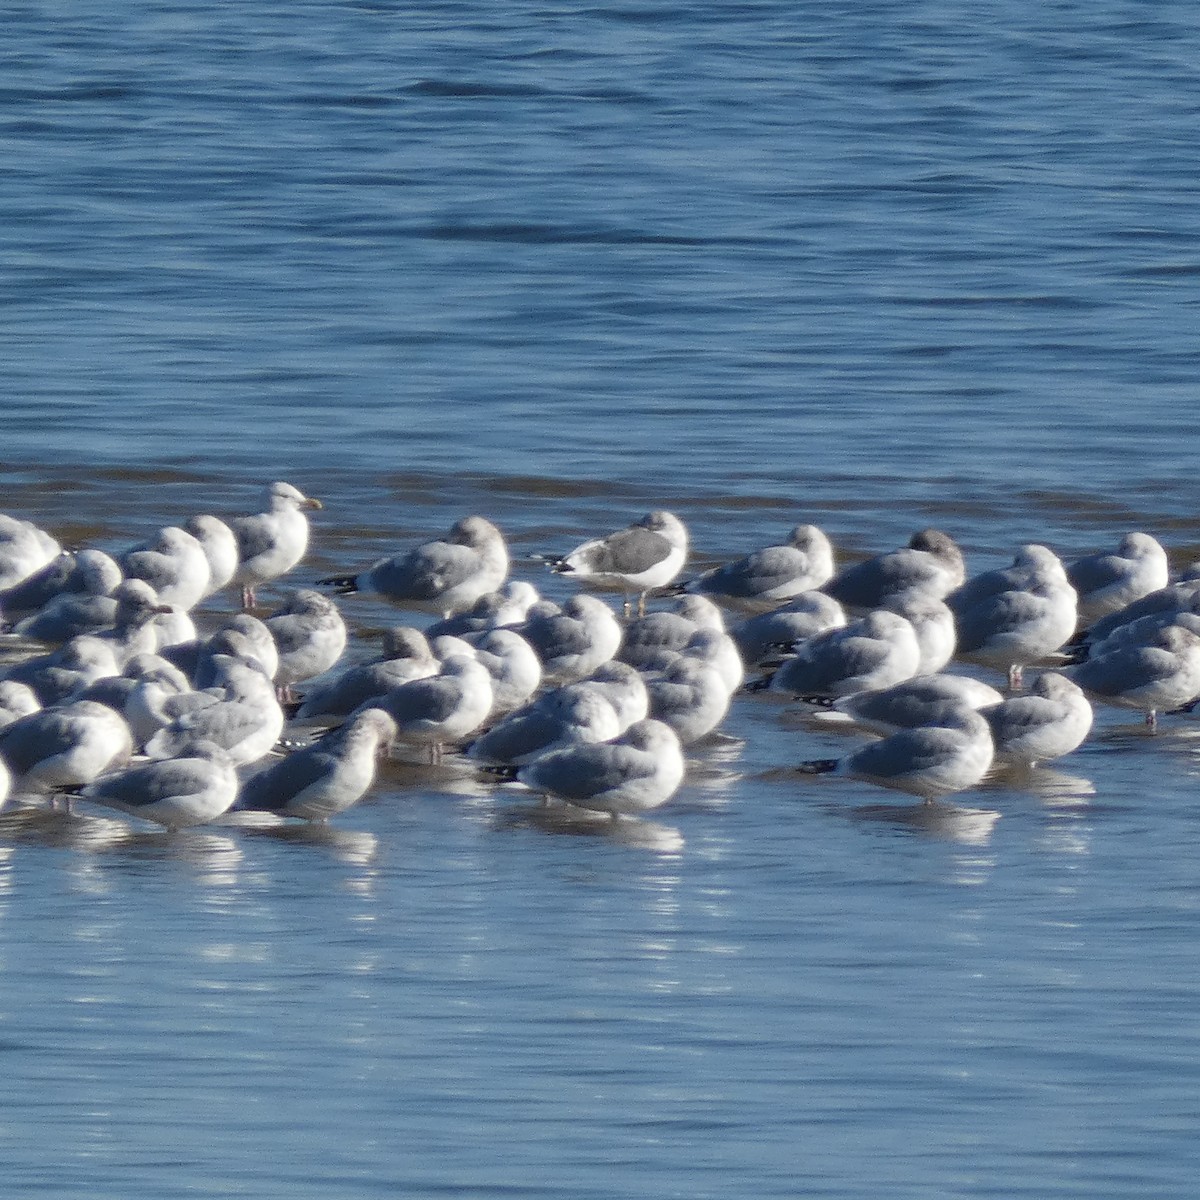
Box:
left=303, top=497, right=324, bottom=510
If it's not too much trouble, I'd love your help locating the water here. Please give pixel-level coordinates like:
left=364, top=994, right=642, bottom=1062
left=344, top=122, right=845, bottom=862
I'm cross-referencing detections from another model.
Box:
left=2, top=1, right=1200, bottom=1195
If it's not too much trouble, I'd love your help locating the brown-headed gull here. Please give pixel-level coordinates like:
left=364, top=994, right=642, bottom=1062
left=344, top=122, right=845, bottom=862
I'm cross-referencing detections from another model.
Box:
left=824, top=529, right=966, bottom=611
left=320, top=516, right=508, bottom=618
left=229, top=481, right=323, bottom=609
left=80, top=741, right=239, bottom=830
left=552, top=511, right=688, bottom=616
left=514, top=718, right=686, bottom=817
left=235, top=708, right=397, bottom=822
left=684, top=524, right=835, bottom=612
left=797, top=706, right=994, bottom=803
left=980, top=672, right=1093, bottom=768
left=1067, top=533, right=1170, bottom=626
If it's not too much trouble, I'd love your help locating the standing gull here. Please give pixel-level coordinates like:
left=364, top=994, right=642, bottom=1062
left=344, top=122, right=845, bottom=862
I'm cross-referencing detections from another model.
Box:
left=684, top=524, right=835, bottom=612
left=265, top=590, right=348, bottom=702
left=184, top=514, right=240, bottom=599
left=229, top=481, right=323, bottom=609
left=552, top=511, right=688, bottom=615
left=319, top=516, right=508, bottom=618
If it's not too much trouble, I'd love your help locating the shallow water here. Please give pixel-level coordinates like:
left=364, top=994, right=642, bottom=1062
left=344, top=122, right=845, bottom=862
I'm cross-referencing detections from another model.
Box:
left=3, top=1, right=1200, bottom=1196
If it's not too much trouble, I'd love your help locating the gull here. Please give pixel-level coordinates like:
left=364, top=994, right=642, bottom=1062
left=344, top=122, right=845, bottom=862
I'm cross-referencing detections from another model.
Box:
left=762, top=609, right=922, bottom=698
left=683, top=524, right=835, bottom=612
left=618, top=595, right=725, bottom=671
left=1067, top=533, right=1170, bottom=626
left=288, top=626, right=439, bottom=729
left=644, top=658, right=731, bottom=745
left=796, top=706, right=994, bottom=803
left=0, top=548, right=121, bottom=621
left=574, top=661, right=650, bottom=731
left=0, top=681, right=41, bottom=731
left=950, top=545, right=1077, bottom=689
left=1075, top=577, right=1200, bottom=650
left=730, top=592, right=847, bottom=667
left=265, top=590, right=348, bottom=701
left=0, top=514, right=60, bottom=591
left=551, top=511, right=688, bottom=615
left=824, top=529, right=966, bottom=611
left=632, top=627, right=744, bottom=695
left=95, top=580, right=175, bottom=667
left=10, top=550, right=124, bottom=643
left=145, top=655, right=284, bottom=766
left=319, top=516, right=508, bottom=618
left=183, top=514, right=240, bottom=598
left=369, top=654, right=494, bottom=762
left=120, top=525, right=211, bottom=612
left=460, top=628, right=543, bottom=716
left=3, top=635, right=120, bottom=706
left=1075, top=609, right=1200, bottom=663
left=0, top=756, right=8, bottom=809
left=513, top=719, right=686, bottom=818
left=0, top=699, right=133, bottom=800
left=515, top=595, right=623, bottom=685
left=980, top=672, right=1093, bottom=768
left=229, top=481, right=323, bottom=609
left=817, top=673, right=1005, bottom=736
left=235, top=708, right=397, bottom=822
left=883, top=594, right=957, bottom=675
left=424, top=580, right=541, bottom=637
left=1062, top=624, right=1200, bottom=730
left=466, top=684, right=623, bottom=767
left=80, top=741, right=239, bottom=831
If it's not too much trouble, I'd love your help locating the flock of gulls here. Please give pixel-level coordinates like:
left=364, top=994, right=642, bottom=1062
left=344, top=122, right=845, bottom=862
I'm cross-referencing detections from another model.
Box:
left=0, top=479, right=1193, bottom=838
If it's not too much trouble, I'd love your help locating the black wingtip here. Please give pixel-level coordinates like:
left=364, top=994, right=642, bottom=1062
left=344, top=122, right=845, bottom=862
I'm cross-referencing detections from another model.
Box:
left=478, top=762, right=520, bottom=781
left=743, top=675, right=774, bottom=693
left=316, top=574, right=359, bottom=595
left=800, top=694, right=836, bottom=708
left=795, top=758, right=839, bottom=775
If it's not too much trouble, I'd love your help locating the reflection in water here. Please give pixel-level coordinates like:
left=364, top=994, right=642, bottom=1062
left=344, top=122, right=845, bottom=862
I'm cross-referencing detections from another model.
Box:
left=494, top=803, right=685, bottom=853
left=842, top=800, right=1002, bottom=846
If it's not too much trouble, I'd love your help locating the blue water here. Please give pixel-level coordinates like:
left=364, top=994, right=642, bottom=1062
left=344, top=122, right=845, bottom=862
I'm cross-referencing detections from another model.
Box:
left=2, top=1, right=1200, bottom=1195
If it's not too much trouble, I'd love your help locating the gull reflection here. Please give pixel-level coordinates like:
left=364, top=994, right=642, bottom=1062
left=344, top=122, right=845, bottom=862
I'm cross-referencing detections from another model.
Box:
left=495, top=802, right=684, bottom=852
left=842, top=799, right=1001, bottom=845
left=229, top=813, right=380, bottom=867
left=989, top=763, right=1097, bottom=806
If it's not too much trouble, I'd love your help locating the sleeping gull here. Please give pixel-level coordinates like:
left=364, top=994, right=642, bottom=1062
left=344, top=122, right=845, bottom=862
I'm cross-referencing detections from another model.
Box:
left=950, top=545, right=1078, bottom=689
left=513, top=718, right=686, bottom=817
left=466, top=684, right=623, bottom=767
left=80, top=741, right=239, bottom=830
left=265, top=590, right=348, bottom=701
left=730, top=592, right=847, bottom=668
left=1076, top=576, right=1200, bottom=648
left=618, top=595, right=725, bottom=671
left=552, top=511, right=689, bottom=615
left=0, top=548, right=121, bottom=621
left=979, top=672, right=1093, bottom=768
left=824, top=529, right=966, bottom=611
left=11, top=550, right=124, bottom=643
left=4, top=635, right=121, bottom=706
left=184, top=514, right=240, bottom=599
left=815, top=673, right=1005, bottom=736
left=683, top=524, right=835, bottom=612
left=0, top=699, right=133, bottom=800
left=288, top=626, right=439, bottom=729
left=424, top=580, right=541, bottom=638
left=460, top=627, right=543, bottom=716
left=235, top=708, right=397, bottom=822
left=369, top=654, right=494, bottom=762
left=229, top=481, right=323, bottom=609
left=1062, top=623, right=1200, bottom=730
left=796, top=706, right=994, bottom=803
left=0, top=681, right=41, bottom=731
left=644, top=657, right=731, bottom=745
left=883, top=594, right=957, bottom=675
left=515, top=595, right=623, bottom=685
left=631, top=626, right=744, bottom=695
left=120, top=526, right=211, bottom=612
left=0, top=514, right=60, bottom=591
left=319, top=516, right=508, bottom=618
left=761, top=609, right=922, bottom=699
left=1067, top=533, right=1170, bottom=626
left=573, top=661, right=650, bottom=731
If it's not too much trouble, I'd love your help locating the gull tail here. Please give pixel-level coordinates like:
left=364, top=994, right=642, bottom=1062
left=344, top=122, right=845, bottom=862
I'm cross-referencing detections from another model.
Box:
left=742, top=674, right=774, bottom=693
left=316, top=574, right=359, bottom=595
left=795, top=758, right=839, bottom=775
